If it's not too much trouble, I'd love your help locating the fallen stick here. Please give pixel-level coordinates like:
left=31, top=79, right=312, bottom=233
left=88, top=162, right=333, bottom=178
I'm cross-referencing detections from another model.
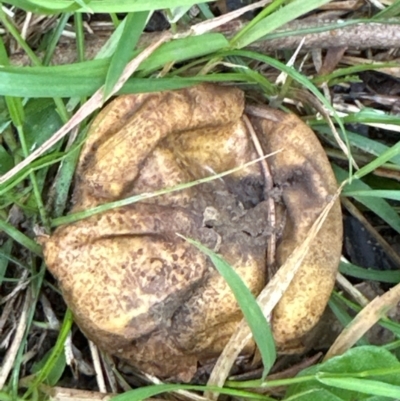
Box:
left=10, top=19, right=400, bottom=66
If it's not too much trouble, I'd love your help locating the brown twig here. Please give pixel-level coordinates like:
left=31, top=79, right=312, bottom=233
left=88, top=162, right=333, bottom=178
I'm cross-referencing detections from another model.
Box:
left=249, top=19, right=400, bottom=52
left=9, top=19, right=400, bottom=67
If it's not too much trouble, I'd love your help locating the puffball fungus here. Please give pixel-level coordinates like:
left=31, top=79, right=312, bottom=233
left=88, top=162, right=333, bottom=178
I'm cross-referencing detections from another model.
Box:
left=40, top=84, right=342, bottom=381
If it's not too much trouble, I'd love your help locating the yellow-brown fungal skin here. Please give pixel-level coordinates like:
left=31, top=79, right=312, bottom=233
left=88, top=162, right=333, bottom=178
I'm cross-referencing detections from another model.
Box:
left=248, top=110, right=342, bottom=351
left=40, top=84, right=342, bottom=381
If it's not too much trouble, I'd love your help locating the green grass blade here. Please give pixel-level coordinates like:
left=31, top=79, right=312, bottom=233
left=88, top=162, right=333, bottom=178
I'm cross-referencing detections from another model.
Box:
left=4, top=97, right=24, bottom=129
left=31, top=348, right=66, bottom=386
left=313, top=62, right=400, bottom=85
left=353, top=141, right=400, bottom=179
left=180, top=236, right=276, bottom=379
left=0, top=217, right=42, bottom=255
left=0, top=34, right=229, bottom=97
left=342, top=109, right=400, bottom=126
left=284, top=388, right=343, bottom=401
left=335, top=165, right=400, bottom=234
left=3, top=0, right=212, bottom=14
left=24, top=309, right=73, bottom=398
left=0, top=391, right=14, bottom=401
left=328, top=296, right=352, bottom=328
left=50, top=137, right=84, bottom=218
left=112, top=383, right=274, bottom=401
left=328, top=296, right=369, bottom=346
left=103, top=11, right=149, bottom=98
left=73, top=12, right=85, bottom=62
left=339, top=261, right=400, bottom=283
left=0, top=239, right=13, bottom=283
left=50, top=154, right=270, bottom=226
left=374, top=0, right=400, bottom=18
left=0, top=150, right=69, bottom=197
left=316, top=126, right=400, bottom=167
left=42, top=12, right=71, bottom=66
left=343, top=189, right=400, bottom=201
left=138, top=33, right=229, bottom=74
left=234, top=0, right=331, bottom=49
left=0, top=7, right=40, bottom=66
left=229, top=0, right=286, bottom=47
left=317, top=376, right=400, bottom=398
left=2, top=0, right=80, bottom=16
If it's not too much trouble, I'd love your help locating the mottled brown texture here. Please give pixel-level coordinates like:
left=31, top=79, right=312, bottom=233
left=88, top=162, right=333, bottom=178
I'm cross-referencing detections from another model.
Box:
left=40, top=84, right=342, bottom=380
left=248, top=108, right=342, bottom=351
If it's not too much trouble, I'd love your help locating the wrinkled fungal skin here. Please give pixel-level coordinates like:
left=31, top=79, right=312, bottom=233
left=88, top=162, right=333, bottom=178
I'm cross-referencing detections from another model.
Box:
left=40, top=84, right=342, bottom=381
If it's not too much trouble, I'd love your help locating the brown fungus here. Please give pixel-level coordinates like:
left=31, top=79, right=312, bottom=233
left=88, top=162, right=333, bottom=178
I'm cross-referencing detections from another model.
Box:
left=40, top=84, right=342, bottom=381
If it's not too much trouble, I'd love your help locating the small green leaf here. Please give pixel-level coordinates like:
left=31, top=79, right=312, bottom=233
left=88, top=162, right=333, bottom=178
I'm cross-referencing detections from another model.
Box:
left=23, top=99, right=63, bottom=154
left=0, top=146, right=14, bottom=175
left=31, top=347, right=66, bottom=386
left=286, top=346, right=400, bottom=400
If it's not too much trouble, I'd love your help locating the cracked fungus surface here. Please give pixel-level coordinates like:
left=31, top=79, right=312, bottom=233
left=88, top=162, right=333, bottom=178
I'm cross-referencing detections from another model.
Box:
left=40, top=84, right=343, bottom=381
